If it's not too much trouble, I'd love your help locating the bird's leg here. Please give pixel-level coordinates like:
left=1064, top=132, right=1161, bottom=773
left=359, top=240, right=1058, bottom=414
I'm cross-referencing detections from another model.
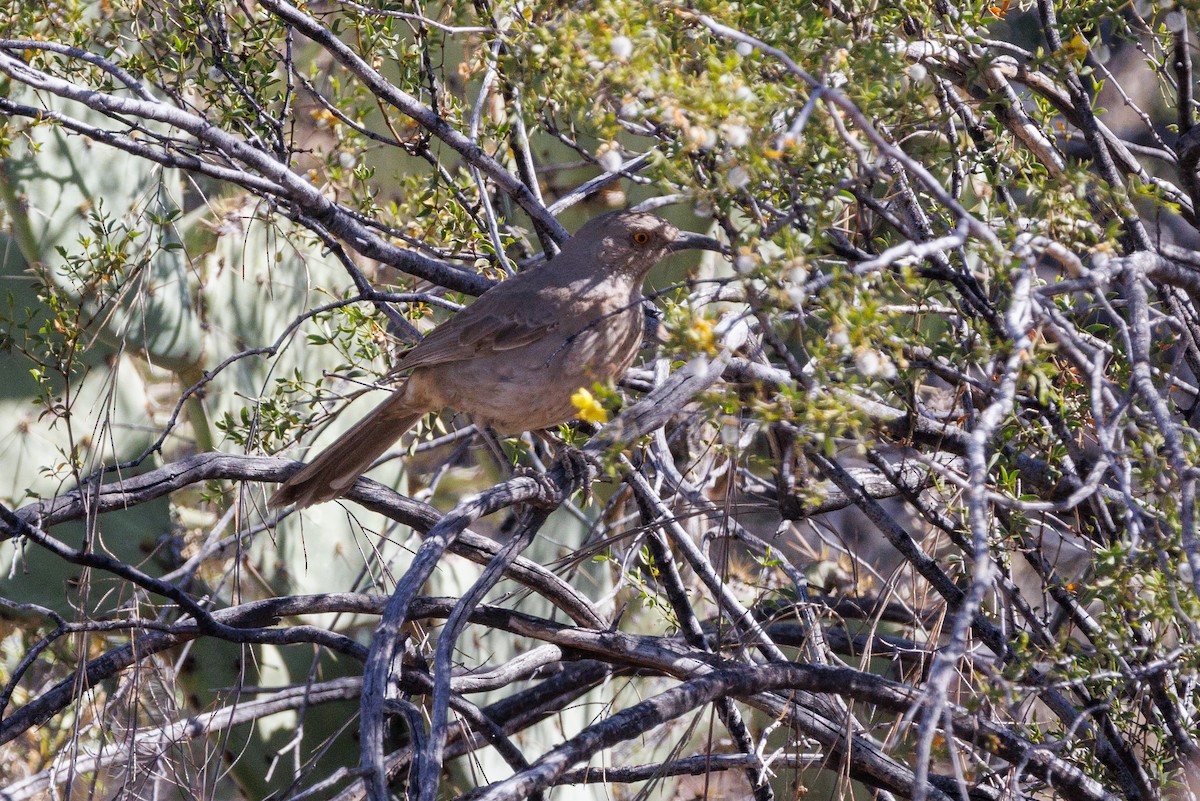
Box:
left=535, top=429, right=604, bottom=506
left=476, top=424, right=516, bottom=477
left=507, top=435, right=600, bottom=510
left=553, top=443, right=602, bottom=508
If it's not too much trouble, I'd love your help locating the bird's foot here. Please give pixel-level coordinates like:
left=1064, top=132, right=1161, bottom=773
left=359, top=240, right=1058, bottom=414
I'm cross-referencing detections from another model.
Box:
left=556, top=446, right=601, bottom=507
left=512, top=447, right=599, bottom=509
left=512, top=464, right=562, bottom=509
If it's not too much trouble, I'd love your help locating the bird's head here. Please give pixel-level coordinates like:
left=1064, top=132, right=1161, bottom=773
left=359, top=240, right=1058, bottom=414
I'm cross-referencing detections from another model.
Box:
left=570, top=210, right=727, bottom=277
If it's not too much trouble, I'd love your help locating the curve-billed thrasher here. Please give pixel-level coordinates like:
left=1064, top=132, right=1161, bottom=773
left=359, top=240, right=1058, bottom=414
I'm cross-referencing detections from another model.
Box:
left=268, top=210, right=725, bottom=509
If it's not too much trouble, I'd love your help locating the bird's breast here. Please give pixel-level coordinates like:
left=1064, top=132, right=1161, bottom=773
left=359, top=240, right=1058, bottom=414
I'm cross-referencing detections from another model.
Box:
left=409, top=302, right=645, bottom=433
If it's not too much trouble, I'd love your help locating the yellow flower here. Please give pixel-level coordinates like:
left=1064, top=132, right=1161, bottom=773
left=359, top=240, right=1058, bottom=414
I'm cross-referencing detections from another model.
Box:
left=686, top=317, right=716, bottom=354
left=571, top=387, right=609, bottom=425
left=1059, top=32, right=1088, bottom=61
left=309, top=108, right=338, bottom=129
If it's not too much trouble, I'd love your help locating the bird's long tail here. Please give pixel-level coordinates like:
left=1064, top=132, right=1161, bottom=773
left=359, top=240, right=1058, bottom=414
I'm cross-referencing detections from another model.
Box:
left=268, top=392, right=425, bottom=509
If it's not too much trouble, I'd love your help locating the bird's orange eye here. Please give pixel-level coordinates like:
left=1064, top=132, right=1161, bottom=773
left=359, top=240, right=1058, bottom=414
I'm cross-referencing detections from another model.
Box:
left=632, top=231, right=650, bottom=245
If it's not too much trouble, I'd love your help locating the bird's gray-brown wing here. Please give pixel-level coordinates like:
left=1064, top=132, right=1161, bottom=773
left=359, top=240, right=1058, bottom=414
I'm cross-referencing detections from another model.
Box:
left=394, top=276, right=565, bottom=371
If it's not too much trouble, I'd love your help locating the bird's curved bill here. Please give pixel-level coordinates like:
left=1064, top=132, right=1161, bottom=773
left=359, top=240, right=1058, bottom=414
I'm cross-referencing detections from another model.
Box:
left=670, top=231, right=729, bottom=255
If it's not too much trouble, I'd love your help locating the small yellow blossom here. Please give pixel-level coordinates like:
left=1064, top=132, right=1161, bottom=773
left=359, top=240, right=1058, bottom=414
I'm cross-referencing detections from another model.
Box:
left=1059, top=32, right=1088, bottom=61
left=309, top=108, right=337, bottom=129
left=685, top=317, right=716, bottom=353
left=571, top=387, right=608, bottom=424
